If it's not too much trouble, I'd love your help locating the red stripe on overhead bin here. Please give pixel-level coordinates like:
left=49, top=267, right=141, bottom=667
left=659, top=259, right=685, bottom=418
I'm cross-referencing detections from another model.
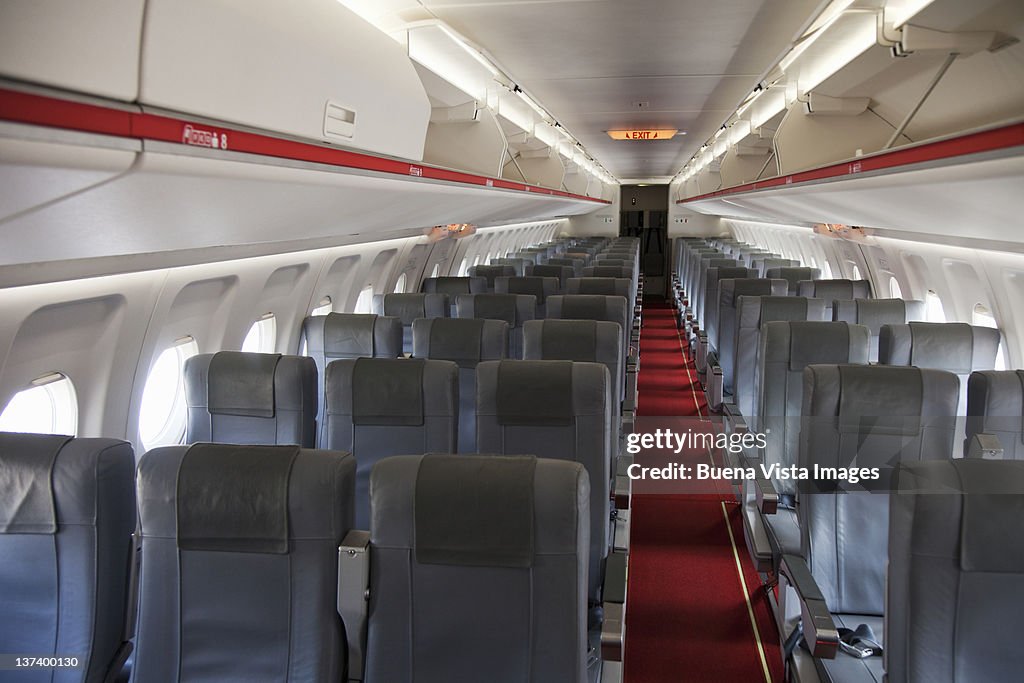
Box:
left=0, top=87, right=610, bottom=205
left=0, top=88, right=134, bottom=137
left=680, top=121, right=1024, bottom=203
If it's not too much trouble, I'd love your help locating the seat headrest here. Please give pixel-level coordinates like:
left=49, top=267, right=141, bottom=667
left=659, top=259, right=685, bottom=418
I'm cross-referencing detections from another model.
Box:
left=496, top=360, right=574, bottom=426
left=207, top=351, right=282, bottom=417
left=351, top=358, right=424, bottom=425
left=574, top=277, right=628, bottom=296
left=560, top=294, right=611, bottom=321
left=837, top=365, right=924, bottom=436
left=176, top=443, right=299, bottom=554
left=414, top=454, right=536, bottom=568
left=422, top=277, right=483, bottom=295
left=422, top=318, right=486, bottom=368
left=910, top=322, right=975, bottom=374
left=720, top=278, right=781, bottom=306
left=502, top=276, right=554, bottom=303
left=540, top=320, right=598, bottom=362
left=468, top=294, right=522, bottom=326
left=710, top=266, right=752, bottom=281
left=789, top=322, right=852, bottom=371
left=0, top=433, right=73, bottom=534
left=530, top=265, right=571, bottom=281
left=760, top=296, right=812, bottom=323
left=322, top=313, right=376, bottom=358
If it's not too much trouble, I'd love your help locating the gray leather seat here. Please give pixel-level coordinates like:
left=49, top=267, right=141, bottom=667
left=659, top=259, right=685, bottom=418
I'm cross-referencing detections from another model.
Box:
left=733, top=296, right=827, bottom=420
left=0, top=433, right=135, bottom=683
left=301, top=313, right=402, bottom=417
left=702, top=265, right=756, bottom=353
left=765, top=266, right=821, bottom=295
left=183, top=351, right=317, bottom=447
left=490, top=257, right=531, bottom=276
left=133, top=443, right=355, bottom=682
left=716, top=278, right=788, bottom=394
left=523, top=319, right=623, bottom=416
left=547, top=294, right=631, bottom=361
left=468, top=264, right=516, bottom=291
left=879, top=322, right=1001, bottom=417
left=694, top=257, right=737, bottom=324
left=365, top=454, right=590, bottom=682
left=371, top=292, right=449, bottom=355
left=750, top=322, right=869, bottom=571
left=455, top=293, right=536, bottom=359
left=528, top=264, right=574, bottom=291
left=476, top=360, right=612, bottom=603
left=833, top=298, right=926, bottom=362
left=513, top=250, right=544, bottom=265
left=781, top=365, right=959, bottom=683
left=322, top=358, right=458, bottom=528
left=495, top=276, right=560, bottom=318
left=566, top=277, right=635, bottom=325
left=888, top=459, right=1024, bottom=683
left=796, top=279, right=872, bottom=317
left=966, top=370, right=1024, bottom=459
left=413, top=318, right=509, bottom=453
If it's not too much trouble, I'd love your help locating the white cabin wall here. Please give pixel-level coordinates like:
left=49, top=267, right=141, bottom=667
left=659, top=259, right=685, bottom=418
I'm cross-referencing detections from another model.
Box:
left=566, top=190, right=620, bottom=236
left=0, top=218, right=562, bottom=452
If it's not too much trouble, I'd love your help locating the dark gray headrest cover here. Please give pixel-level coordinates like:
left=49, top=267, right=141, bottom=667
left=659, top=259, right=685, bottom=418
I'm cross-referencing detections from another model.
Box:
left=208, top=351, right=281, bottom=417
left=352, top=358, right=424, bottom=425
left=910, top=322, right=974, bottom=374
left=838, top=365, right=923, bottom=436
left=531, top=265, right=569, bottom=280
left=472, top=294, right=520, bottom=325
left=324, top=313, right=375, bottom=358
left=856, top=299, right=908, bottom=333
left=714, top=267, right=751, bottom=280
left=0, top=433, right=72, bottom=534
left=497, top=360, right=573, bottom=426
left=428, top=277, right=473, bottom=295
left=427, top=318, right=485, bottom=368
left=415, top=454, right=536, bottom=568
left=383, top=294, right=426, bottom=324
left=470, top=266, right=514, bottom=287
left=760, top=296, right=809, bottom=323
left=790, top=322, right=850, bottom=371
left=176, top=443, right=299, bottom=554
left=590, top=266, right=629, bottom=278
left=562, top=295, right=609, bottom=321
left=506, top=277, right=550, bottom=303
left=541, top=320, right=597, bottom=362
left=576, top=278, right=626, bottom=296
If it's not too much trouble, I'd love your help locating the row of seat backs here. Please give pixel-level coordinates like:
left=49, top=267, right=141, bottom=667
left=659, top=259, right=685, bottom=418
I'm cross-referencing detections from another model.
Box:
left=183, top=353, right=613, bottom=602
left=128, top=444, right=593, bottom=681
left=786, top=367, right=1022, bottom=682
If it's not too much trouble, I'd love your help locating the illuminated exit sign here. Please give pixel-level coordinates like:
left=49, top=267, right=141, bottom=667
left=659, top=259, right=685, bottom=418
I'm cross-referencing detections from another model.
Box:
left=607, top=129, right=679, bottom=140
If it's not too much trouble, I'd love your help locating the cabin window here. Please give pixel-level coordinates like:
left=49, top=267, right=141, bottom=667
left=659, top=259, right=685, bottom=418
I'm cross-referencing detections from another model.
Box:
left=311, top=296, right=333, bottom=316
left=429, top=263, right=440, bottom=279
left=925, top=290, right=946, bottom=322
left=242, top=313, right=277, bottom=353
left=354, top=285, right=375, bottom=313
left=889, top=277, right=903, bottom=299
left=0, top=372, right=78, bottom=436
left=394, top=273, right=407, bottom=293
left=973, top=304, right=1008, bottom=370
left=851, top=264, right=862, bottom=280
left=473, top=254, right=482, bottom=267
left=457, top=259, right=469, bottom=277
left=820, top=259, right=833, bottom=279
left=138, top=337, right=198, bottom=450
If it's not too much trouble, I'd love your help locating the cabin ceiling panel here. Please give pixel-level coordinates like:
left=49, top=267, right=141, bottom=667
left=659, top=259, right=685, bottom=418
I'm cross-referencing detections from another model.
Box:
left=421, top=0, right=821, bottom=178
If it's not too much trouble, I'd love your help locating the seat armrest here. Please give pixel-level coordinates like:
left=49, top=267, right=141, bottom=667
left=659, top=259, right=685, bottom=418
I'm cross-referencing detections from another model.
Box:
left=338, top=530, right=371, bottom=682
left=753, top=464, right=779, bottom=515
left=601, top=551, right=628, bottom=661
left=967, top=432, right=1004, bottom=459
left=779, top=554, right=839, bottom=660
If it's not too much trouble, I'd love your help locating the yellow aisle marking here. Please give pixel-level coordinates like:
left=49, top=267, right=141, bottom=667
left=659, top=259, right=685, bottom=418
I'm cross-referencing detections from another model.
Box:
left=674, top=324, right=704, bottom=419
left=721, top=501, right=773, bottom=683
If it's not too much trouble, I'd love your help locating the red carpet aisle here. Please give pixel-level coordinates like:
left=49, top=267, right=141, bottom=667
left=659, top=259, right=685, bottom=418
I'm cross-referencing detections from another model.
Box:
left=623, top=298, right=784, bottom=683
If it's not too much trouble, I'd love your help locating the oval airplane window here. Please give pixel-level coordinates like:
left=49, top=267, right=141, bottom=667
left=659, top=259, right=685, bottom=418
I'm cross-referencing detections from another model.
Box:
left=242, top=313, right=277, bottom=353
left=139, top=337, right=198, bottom=450
left=889, top=277, right=903, bottom=299
left=851, top=264, right=862, bottom=280
left=925, top=290, right=946, bottom=322
left=354, top=285, right=375, bottom=313
left=394, top=273, right=408, bottom=293
left=973, top=304, right=1007, bottom=370
left=311, top=296, right=333, bottom=316
left=457, top=258, right=469, bottom=276
left=429, top=263, right=440, bottom=279
left=0, top=372, right=78, bottom=436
